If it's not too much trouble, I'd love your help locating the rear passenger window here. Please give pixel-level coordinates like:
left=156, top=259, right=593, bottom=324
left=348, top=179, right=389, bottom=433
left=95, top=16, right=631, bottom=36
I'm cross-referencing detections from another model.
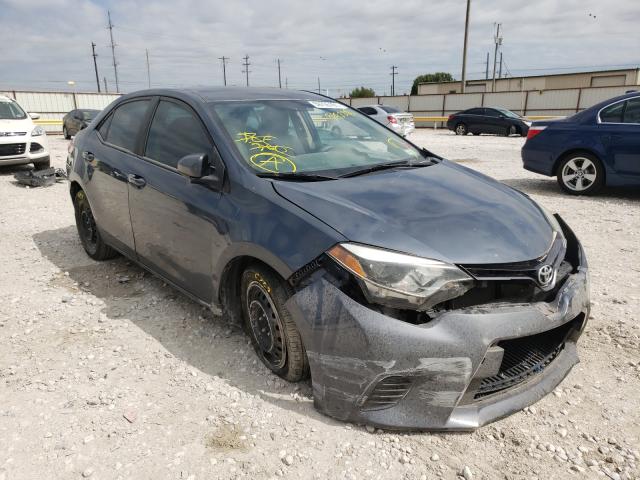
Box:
left=600, top=102, right=624, bottom=123
left=145, top=100, right=211, bottom=168
left=104, top=100, right=150, bottom=152
left=623, top=98, right=640, bottom=123
left=466, top=108, right=484, bottom=115
left=358, top=107, right=377, bottom=115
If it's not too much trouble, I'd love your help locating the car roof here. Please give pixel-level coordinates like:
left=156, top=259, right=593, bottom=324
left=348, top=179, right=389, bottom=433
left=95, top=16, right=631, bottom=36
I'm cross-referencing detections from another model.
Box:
left=121, top=87, right=330, bottom=103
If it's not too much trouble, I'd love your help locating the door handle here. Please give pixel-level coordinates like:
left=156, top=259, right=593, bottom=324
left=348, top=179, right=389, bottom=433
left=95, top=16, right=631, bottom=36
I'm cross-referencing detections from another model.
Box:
left=82, top=151, right=94, bottom=161
left=127, top=174, right=146, bottom=188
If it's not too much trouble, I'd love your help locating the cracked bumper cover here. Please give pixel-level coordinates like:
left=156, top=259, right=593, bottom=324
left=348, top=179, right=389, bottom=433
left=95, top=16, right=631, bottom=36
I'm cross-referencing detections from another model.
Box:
left=285, top=259, right=589, bottom=431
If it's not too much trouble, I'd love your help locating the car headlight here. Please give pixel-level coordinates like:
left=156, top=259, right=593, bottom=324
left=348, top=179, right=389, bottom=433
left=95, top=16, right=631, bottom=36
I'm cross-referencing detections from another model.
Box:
left=31, top=126, right=45, bottom=136
left=327, top=243, right=473, bottom=311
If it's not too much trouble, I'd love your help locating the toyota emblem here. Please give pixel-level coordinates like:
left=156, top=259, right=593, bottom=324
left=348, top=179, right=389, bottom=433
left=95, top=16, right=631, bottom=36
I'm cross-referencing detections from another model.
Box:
left=537, top=264, right=555, bottom=287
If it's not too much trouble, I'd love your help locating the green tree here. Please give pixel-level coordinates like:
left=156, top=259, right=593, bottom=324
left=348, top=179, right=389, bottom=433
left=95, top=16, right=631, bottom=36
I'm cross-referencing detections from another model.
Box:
left=410, top=72, right=454, bottom=95
left=349, top=86, right=376, bottom=98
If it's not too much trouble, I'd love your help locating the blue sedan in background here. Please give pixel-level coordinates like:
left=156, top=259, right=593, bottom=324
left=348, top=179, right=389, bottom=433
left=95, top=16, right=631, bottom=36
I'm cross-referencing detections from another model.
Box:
left=522, top=92, right=640, bottom=195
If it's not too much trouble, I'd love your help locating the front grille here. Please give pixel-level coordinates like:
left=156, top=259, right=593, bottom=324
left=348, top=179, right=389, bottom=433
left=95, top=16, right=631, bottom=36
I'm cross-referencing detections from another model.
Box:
left=0, top=143, right=26, bottom=157
left=473, top=319, right=578, bottom=399
left=361, top=375, right=414, bottom=411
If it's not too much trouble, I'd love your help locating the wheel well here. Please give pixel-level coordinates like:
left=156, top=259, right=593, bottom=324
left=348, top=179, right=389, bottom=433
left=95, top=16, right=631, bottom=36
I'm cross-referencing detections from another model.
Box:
left=218, top=256, right=281, bottom=326
left=552, top=149, right=604, bottom=180
left=70, top=181, right=82, bottom=201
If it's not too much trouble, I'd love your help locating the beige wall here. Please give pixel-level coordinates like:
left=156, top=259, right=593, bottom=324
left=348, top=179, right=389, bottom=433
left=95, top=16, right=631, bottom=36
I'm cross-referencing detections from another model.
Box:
left=418, top=69, right=640, bottom=95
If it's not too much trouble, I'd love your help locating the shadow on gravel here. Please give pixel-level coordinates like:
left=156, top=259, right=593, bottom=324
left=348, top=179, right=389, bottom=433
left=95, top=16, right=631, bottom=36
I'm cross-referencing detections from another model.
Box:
left=0, top=164, right=33, bottom=176
left=33, top=226, right=339, bottom=427
left=502, top=177, right=640, bottom=201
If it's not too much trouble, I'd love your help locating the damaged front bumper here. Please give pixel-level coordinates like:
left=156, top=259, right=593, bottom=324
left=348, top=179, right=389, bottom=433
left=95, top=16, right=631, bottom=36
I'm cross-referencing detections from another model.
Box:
left=285, top=243, right=589, bottom=431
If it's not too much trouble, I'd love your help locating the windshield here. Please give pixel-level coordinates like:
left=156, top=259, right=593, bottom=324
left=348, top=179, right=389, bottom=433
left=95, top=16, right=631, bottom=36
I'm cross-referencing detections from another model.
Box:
left=210, top=99, right=422, bottom=176
left=0, top=99, right=27, bottom=120
left=495, top=108, right=521, bottom=119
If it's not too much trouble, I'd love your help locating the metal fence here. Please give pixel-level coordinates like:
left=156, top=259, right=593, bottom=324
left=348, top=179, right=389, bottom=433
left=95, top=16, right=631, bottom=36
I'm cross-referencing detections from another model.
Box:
left=2, top=84, right=634, bottom=132
left=340, top=85, right=634, bottom=126
left=0, top=90, right=120, bottom=133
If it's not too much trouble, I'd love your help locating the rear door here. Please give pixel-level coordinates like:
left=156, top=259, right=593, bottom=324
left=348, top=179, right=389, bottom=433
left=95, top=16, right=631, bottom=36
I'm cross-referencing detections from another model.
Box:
left=81, top=98, right=153, bottom=255
left=599, top=97, right=640, bottom=178
left=483, top=108, right=507, bottom=134
left=127, top=97, right=225, bottom=303
left=462, top=108, right=484, bottom=132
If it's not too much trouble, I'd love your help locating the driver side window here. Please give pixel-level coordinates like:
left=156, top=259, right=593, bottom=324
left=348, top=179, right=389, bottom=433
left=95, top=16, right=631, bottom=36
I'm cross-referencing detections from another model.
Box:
left=145, top=100, right=212, bottom=168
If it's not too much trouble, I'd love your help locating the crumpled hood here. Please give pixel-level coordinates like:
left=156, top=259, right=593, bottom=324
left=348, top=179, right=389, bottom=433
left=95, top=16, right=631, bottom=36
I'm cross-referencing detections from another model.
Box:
left=273, top=161, right=554, bottom=264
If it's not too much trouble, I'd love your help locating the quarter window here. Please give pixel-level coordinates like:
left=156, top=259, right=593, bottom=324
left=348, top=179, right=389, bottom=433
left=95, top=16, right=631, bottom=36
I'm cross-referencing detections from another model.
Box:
left=103, top=100, right=151, bottom=152
left=145, top=100, right=211, bottom=168
left=622, top=98, right=640, bottom=123
left=599, top=102, right=624, bottom=123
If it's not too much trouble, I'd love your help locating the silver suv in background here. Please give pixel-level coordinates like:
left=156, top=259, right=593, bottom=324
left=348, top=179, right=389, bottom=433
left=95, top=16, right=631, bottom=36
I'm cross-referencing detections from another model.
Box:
left=358, top=104, right=415, bottom=136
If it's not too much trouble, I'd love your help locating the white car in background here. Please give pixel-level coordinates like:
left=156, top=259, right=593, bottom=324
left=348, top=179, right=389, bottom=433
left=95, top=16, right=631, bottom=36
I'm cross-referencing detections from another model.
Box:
left=357, top=104, right=415, bottom=136
left=0, top=95, right=49, bottom=169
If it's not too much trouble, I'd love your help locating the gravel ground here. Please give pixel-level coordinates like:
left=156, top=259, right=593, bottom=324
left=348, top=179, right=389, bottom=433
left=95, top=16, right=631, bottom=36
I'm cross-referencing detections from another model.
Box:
left=0, top=131, right=638, bottom=480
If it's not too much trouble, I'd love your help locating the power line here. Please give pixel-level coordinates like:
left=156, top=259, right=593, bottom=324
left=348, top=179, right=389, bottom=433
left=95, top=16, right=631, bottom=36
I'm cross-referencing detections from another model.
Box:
left=242, top=55, right=250, bottom=87
left=91, top=42, right=101, bottom=92
left=219, top=56, right=229, bottom=86
left=107, top=11, right=120, bottom=93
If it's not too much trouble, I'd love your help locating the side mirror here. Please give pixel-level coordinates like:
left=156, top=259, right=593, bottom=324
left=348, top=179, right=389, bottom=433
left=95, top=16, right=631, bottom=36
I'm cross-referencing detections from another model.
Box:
left=29, top=113, right=40, bottom=120
left=178, top=152, right=226, bottom=191
left=177, top=153, right=207, bottom=178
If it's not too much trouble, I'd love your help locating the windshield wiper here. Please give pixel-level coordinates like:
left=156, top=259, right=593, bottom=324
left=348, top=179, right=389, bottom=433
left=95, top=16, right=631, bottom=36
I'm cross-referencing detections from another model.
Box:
left=256, top=172, right=338, bottom=181
left=339, top=158, right=432, bottom=178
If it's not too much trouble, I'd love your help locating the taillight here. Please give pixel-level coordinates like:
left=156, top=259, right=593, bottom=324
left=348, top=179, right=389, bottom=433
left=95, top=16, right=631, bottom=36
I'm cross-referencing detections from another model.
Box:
left=526, top=126, right=547, bottom=140
left=387, top=115, right=398, bottom=124
left=448, top=115, right=454, bottom=121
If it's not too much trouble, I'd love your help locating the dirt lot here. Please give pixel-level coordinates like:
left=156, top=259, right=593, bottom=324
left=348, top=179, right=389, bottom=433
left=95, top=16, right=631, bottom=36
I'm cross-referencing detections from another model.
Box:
left=0, top=131, right=638, bottom=480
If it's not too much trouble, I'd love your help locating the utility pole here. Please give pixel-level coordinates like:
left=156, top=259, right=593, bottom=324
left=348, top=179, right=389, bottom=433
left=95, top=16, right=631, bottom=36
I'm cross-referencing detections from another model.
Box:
left=145, top=49, right=151, bottom=88
left=277, top=58, right=282, bottom=88
left=91, top=42, right=101, bottom=92
left=460, top=0, right=471, bottom=93
left=317, top=77, right=321, bottom=94
left=498, top=52, right=503, bottom=79
left=390, top=65, right=398, bottom=96
left=242, top=55, right=250, bottom=87
left=107, top=11, right=119, bottom=93
left=491, top=23, right=502, bottom=93
left=285, top=77, right=288, bottom=89
left=103, top=76, right=108, bottom=93
left=218, top=56, right=229, bottom=86
left=485, top=52, right=490, bottom=80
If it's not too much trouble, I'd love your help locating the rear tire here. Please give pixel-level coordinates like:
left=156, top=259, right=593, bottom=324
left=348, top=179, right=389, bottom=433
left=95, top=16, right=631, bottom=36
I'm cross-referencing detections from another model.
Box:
left=556, top=153, right=604, bottom=195
left=73, top=190, right=118, bottom=260
left=241, top=264, right=309, bottom=382
left=455, top=123, right=468, bottom=135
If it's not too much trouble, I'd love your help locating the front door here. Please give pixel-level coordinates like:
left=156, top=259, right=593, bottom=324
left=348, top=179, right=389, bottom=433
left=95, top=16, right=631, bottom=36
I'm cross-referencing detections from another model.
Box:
left=127, top=98, right=225, bottom=303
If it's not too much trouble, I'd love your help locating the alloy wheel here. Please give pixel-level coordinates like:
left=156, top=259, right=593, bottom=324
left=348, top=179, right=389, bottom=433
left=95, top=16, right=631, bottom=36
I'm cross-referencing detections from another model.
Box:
left=561, top=157, right=597, bottom=192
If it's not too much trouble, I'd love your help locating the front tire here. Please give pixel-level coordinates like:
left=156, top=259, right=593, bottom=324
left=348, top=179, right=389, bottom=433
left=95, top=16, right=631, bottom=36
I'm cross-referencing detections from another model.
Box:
left=455, top=123, right=468, bottom=135
left=241, top=265, right=309, bottom=382
left=73, top=190, right=118, bottom=260
left=556, top=153, right=604, bottom=195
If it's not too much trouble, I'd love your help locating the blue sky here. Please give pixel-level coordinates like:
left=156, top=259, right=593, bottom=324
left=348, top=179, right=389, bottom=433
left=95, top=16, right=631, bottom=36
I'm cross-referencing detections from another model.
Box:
left=1, top=0, right=638, bottom=96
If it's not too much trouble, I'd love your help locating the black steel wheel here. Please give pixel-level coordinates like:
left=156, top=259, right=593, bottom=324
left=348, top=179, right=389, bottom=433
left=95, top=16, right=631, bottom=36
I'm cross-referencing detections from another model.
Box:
left=241, top=265, right=309, bottom=381
left=73, top=190, right=118, bottom=260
